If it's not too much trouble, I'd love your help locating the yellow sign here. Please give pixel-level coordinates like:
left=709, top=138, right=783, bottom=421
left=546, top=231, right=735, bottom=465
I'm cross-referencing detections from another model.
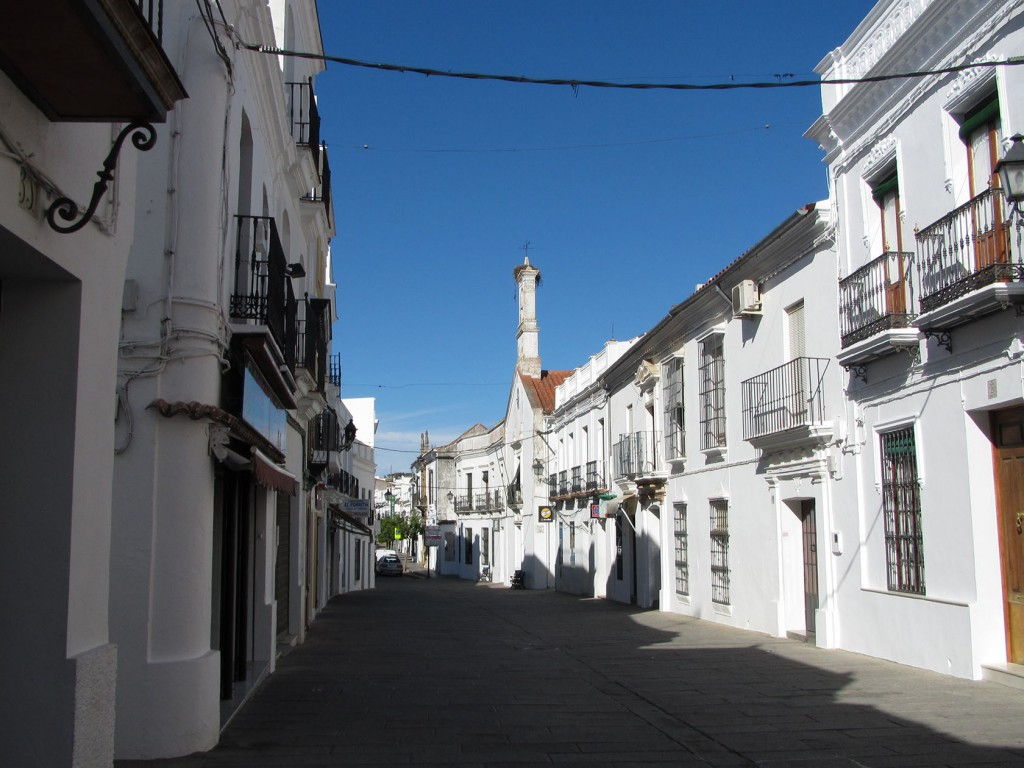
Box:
left=538, top=506, right=553, bottom=522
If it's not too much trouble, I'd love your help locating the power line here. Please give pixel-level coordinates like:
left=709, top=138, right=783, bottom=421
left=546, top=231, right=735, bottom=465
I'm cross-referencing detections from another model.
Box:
left=243, top=43, right=1024, bottom=93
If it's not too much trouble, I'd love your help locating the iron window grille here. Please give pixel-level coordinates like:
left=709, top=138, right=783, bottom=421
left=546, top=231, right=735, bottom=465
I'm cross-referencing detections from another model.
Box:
left=699, top=334, right=727, bottom=450
left=880, top=426, right=925, bottom=594
left=585, top=460, right=603, bottom=491
left=710, top=499, right=730, bottom=604
left=663, top=357, right=685, bottom=461
left=570, top=466, right=582, bottom=493
left=673, top=502, right=689, bottom=596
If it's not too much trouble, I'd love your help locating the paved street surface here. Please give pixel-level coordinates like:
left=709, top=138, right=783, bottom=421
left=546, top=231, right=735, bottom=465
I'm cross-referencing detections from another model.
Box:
left=119, top=573, right=1024, bottom=767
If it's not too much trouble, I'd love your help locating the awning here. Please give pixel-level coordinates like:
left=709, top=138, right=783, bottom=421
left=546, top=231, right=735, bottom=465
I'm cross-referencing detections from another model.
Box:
left=252, top=449, right=298, bottom=496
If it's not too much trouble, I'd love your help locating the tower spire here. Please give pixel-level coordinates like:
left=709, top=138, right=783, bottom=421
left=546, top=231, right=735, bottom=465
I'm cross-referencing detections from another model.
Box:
left=513, top=252, right=541, bottom=377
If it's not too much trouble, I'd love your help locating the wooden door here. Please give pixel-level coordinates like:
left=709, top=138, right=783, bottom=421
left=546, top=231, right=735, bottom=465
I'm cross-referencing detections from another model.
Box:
left=801, top=501, right=819, bottom=637
left=993, top=408, right=1024, bottom=663
left=968, top=117, right=1007, bottom=270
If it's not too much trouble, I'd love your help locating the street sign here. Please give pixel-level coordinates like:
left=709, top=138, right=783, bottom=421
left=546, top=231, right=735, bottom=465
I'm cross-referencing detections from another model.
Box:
left=338, top=498, right=371, bottom=521
left=424, top=525, right=443, bottom=547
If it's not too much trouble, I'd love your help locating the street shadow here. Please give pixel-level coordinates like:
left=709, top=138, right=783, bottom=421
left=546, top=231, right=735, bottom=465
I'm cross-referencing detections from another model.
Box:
left=116, top=578, right=1024, bottom=768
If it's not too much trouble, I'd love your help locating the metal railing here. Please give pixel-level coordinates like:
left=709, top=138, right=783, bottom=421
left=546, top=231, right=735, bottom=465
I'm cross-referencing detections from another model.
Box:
left=134, top=0, right=164, bottom=41
left=286, top=78, right=321, bottom=165
left=308, top=407, right=338, bottom=473
left=548, top=473, right=558, bottom=495
left=455, top=495, right=473, bottom=513
left=328, top=352, right=342, bottom=389
left=294, top=297, right=330, bottom=391
left=741, top=357, right=829, bottom=441
left=230, top=215, right=296, bottom=363
left=473, top=489, right=504, bottom=511
left=838, top=251, right=916, bottom=347
left=915, top=187, right=1018, bottom=313
left=570, top=466, right=582, bottom=493
left=612, top=432, right=660, bottom=479
left=585, top=460, right=605, bottom=492
left=557, top=470, right=568, bottom=496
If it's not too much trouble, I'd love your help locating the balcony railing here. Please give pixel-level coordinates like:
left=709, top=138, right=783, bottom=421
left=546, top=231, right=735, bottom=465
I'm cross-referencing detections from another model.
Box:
left=230, top=215, right=296, bottom=366
left=838, top=251, right=916, bottom=347
left=294, top=297, right=330, bottom=391
left=915, top=188, right=1018, bottom=313
left=302, top=143, right=332, bottom=226
left=473, top=490, right=504, bottom=512
left=328, top=352, right=342, bottom=389
left=585, top=460, right=605, bottom=492
left=308, top=407, right=338, bottom=474
left=455, top=495, right=473, bottom=513
left=548, top=473, right=557, bottom=495
left=557, top=470, right=569, bottom=496
left=741, top=357, right=829, bottom=442
left=287, top=78, right=321, bottom=166
left=134, top=0, right=164, bottom=41
left=612, top=432, right=660, bottom=479
left=570, top=466, right=582, bottom=493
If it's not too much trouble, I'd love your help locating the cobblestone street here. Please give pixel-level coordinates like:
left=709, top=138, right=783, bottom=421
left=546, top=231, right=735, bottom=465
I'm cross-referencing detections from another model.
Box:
left=117, top=576, right=1024, bottom=767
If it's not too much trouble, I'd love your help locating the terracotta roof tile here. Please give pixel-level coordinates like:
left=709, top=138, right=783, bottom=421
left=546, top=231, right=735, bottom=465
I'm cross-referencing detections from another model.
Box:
left=519, top=370, right=573, bottom=414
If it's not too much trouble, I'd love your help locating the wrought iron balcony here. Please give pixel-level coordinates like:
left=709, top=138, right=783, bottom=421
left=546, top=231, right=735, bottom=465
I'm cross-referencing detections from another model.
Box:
left=612, top=432, right=661, bottom=480
left=741, top=357, right=831, bottom=448
left=287, top=78, right=321, bottom=166
left=328, top=352, right=342, bottom=389
left=294, top=297, right=330, bottom=392
left=302, top=143, right=332, bottom=226
left=570, top=466, right=583, bottom=493
left=585, top=460, right=606, bottom=492
left=308, top=408, right=339, bottom=476
left=455, top=495, right=473, bottom=513
left=0, top=0, right=186, bottom=121
left=547, top=473, right=558, bottom=495
left=915, top=188, right=1020, bottom=317
left=230, top=215, right=297, bottom=365
left=839, top=251, right=916, bottom=347
left=473, top=490, right=504, bottom=512
left=557, top=470, right=569, bottom=496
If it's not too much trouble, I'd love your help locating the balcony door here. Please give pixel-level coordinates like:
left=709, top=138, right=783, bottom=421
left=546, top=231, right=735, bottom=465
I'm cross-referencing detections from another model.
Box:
left=992, top=407, right=1024, bottom=663
left=872, top=171, right=908, bottom=315
left=787, top=302, right=808, bottom=424
left=964, top=96, right=1006, bottom=269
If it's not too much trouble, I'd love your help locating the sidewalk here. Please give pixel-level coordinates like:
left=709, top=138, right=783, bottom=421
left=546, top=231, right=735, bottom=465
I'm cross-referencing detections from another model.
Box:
left=118, top=578, right=1024, bottom=767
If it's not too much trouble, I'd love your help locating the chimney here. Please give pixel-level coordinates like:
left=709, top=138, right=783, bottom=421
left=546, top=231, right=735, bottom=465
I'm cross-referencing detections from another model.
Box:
left=513, top=256, right=542, bottom=377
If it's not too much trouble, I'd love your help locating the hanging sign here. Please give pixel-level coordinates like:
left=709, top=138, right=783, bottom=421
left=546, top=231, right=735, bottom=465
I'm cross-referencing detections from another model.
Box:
left=425, top=525, right=443, bottom=547
left=538, top=505, right=553, bottom=522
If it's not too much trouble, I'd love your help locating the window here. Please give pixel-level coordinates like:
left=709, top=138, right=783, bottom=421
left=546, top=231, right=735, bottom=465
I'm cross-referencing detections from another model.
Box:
left=481, top=528, right=490, bottom=566
left=569, top=522, right=576, bottom=567
left=444, top=530, right=455, bottom=561
left=466, top=473, right=473, bottom=509
left=880, top=426, right=924, bottom=594
left=662, top=356, right=684, bottom=461
left=673, top=503, right=688, bottom=596
left=960, top=93, right=1006, bottom=269
left=354, top=541, right=361, bottom=582
left=464, top=528, right=473, bottom=565
left=699, top=334, right=726, bottom=450
left=710, top=500, right=729, bottom=604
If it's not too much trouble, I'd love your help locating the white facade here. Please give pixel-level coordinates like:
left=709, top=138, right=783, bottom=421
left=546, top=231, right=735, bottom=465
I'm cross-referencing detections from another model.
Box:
left=806, top=0, right=1024, bottom=679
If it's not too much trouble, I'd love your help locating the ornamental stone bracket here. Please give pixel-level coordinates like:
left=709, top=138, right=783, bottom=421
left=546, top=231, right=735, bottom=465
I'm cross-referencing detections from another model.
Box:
left=636, top=476, right=667, bottom=504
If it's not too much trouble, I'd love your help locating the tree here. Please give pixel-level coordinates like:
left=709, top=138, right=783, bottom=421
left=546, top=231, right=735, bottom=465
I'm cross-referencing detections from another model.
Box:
left=377, top=514, right=403, bottom=546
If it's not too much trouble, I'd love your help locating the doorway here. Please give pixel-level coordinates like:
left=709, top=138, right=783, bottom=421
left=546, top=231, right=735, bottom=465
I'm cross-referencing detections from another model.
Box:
left=782, top=498, right=818, bottom=639
left=992, top=407, right=1024, bottom=663
left=800, top=501, right=819, bottom=639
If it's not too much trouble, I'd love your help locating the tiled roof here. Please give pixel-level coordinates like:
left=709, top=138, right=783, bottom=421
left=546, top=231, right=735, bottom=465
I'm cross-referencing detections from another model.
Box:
left=519, top=369, right=573, bottom=414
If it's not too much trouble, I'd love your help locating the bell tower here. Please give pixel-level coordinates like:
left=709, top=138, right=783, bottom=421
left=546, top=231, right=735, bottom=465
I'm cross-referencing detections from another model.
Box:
left=514, top=255, right=541, bottom=377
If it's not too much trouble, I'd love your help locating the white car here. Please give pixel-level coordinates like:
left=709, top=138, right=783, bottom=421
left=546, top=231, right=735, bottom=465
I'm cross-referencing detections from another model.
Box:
left=375, top=548, right=397, bottom=561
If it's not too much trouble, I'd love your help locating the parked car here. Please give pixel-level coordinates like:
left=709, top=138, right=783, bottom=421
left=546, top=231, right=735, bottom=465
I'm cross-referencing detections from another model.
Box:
left=375, top=548, right=397, bottom=561
left=375, top=554, right=403, bottom=577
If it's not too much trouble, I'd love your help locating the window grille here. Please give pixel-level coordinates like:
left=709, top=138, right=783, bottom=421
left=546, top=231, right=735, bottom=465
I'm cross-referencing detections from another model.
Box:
left=710, top=499, right=730, bottom=604
left=699, top=335, right=727, bottom=450
left=464, top=528, right=473, bottom=565
left=663, top=357, right=685, bottom=461
left=673, top=503, right=688, bottom=596
left=881, top=426, right=924, bottom=594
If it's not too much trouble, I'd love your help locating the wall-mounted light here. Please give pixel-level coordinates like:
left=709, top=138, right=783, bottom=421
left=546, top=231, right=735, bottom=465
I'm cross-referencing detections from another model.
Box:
left=285, top=262, right=306, bottom=278
left=995, top=134, right=1024, bottom=220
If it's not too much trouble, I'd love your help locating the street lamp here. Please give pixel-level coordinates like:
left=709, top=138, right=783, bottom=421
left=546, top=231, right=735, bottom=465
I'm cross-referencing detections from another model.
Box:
left=995, top=133, right=1024, bottom=219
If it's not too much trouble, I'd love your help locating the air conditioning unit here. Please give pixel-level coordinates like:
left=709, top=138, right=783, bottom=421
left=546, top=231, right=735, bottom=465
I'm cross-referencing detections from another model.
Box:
left=731, top=279, right=761, bottom=317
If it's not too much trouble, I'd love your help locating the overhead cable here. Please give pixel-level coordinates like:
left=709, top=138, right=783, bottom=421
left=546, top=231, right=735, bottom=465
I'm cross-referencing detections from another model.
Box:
left=241, top=44, right=1024, bottom=93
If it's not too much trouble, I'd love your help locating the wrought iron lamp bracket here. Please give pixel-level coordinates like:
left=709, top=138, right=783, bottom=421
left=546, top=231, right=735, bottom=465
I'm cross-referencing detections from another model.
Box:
left=45, top=121, right=157, bottom=235
left=924, top=329, right=953, bottom=353
left=897, top=344, right=922, bottom=367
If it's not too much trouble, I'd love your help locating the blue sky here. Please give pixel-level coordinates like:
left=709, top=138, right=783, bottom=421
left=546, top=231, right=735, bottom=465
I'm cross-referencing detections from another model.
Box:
left=315, top=1, right=877, bottom=472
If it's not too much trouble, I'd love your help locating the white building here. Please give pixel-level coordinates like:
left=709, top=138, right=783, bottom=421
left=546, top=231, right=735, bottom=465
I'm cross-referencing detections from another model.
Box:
left=0, top=3, right=186, bottom=764
left=106, top=1, right=342, bottom=759
left=806, top=0, right=1024, bottom=681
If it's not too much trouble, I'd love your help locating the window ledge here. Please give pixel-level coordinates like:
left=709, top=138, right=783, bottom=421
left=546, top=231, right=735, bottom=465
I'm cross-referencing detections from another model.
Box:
left=700, top=446, right=727, bottom=461
left=859, top=586, right=968, bottom=608
left=712, top=602, right=733, bottom=616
